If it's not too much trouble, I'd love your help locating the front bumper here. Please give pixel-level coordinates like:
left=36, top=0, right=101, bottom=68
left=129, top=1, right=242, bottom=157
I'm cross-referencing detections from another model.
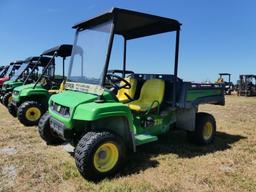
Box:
left=49, top=117, right=73, bottom=140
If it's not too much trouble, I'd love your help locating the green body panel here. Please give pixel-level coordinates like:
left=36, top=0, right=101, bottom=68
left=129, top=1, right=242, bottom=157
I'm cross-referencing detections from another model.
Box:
left=1, top=80, right=23, bottom=92
left=49, top=90, right=134, bottom=129
left=186, top=89, right=222, bottom=102
left=48, top=85, right=223, bottom=149
left=49, top=89, right=177, bottom=148
left=12, top=83, right=50, bottom=104
left=135, top=134, right=158, bottom=145
left=132, top=110, right=176, bottom=136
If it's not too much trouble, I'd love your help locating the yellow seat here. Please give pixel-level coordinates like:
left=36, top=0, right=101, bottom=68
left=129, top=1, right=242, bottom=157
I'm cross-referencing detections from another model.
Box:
left=48, top=82, right=65, bottom=93
left=116, top=77, right=137, bottom=103
left=128, top=79, right=165, bottom=112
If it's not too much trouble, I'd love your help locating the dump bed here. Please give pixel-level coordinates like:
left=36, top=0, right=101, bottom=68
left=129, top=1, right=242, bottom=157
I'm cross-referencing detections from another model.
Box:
left=178, top=82, right=225, bottom=108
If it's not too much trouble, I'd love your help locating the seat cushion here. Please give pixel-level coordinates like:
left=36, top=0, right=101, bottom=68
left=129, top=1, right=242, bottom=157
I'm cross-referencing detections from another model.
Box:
left=48, top=82, right=65, bottom=93
left=127, top=79, right=165, bottom=112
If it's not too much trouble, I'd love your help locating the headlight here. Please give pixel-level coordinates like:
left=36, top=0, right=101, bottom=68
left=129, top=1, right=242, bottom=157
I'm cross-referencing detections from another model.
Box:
left=13, top=90, right=19, bottom=96
left=50, top=101, right=70, bottom=117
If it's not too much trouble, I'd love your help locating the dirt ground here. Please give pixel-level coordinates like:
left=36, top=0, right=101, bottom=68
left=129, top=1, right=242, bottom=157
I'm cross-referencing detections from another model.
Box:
left=0, top=96, right=255, bottom=192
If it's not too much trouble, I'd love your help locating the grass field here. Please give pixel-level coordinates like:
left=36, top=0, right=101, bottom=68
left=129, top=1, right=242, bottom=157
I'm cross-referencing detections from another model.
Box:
left=0, top=96, right=256, bottom=192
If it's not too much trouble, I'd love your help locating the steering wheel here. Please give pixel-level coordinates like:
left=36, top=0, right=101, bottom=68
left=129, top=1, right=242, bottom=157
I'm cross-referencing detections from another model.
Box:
left=106, top=74, right=131, bottom=90
left=40, top=74, right=52, bottom=87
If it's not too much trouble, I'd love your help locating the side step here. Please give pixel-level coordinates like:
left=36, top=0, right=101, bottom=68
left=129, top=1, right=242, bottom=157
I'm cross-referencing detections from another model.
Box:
left=135, top=134, right=158, bottom=146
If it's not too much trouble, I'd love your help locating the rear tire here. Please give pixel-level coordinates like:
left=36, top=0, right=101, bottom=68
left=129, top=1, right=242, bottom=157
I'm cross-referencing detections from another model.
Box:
left=8, top=102, right=17, bottom=117
left=187, top=112, right=216, bottom=145
left=75, top=131, right=126, bottom=181
left=17, top=101, right=45, bottom=126
left=38, top=112, right=64, bottom=145
left=3, top=92, right=12, bottom=107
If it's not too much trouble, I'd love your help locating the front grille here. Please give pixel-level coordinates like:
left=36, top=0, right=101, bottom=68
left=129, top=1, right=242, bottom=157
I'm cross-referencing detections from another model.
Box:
left=49, top=117, right=66, bottom=140
left=50, top=101, right=70, bottom=117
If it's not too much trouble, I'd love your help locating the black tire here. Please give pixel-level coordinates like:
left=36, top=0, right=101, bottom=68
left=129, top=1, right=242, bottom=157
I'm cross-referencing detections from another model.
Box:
left=17, top=101, right=45, bottom=126
left=187, top=112, right=216, bottom=145
left=8, top=102, right=17, bottom=117
left=38, top=112, right=64, bottom=145
left=75, top=131, right=126, bottom=181
left=0, top=95, right=3, bottom=104
left=2, top=92, right=12, bottom=107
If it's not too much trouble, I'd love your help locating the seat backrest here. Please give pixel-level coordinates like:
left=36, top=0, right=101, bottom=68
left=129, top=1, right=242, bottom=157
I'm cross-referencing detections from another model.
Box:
left=116, top=77, right=137, bottom=101
left=139, top=79, right=165, bottom=104
left=48, top=81, right=65, bottom=93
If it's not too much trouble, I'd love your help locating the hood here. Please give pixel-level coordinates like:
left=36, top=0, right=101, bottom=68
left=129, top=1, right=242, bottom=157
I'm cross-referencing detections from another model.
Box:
left=3, top=80, right=15, bottom=85
left=50, top=90, right=99, bottom=109
left=13, top=83, right=42, bottom=92
left=2, top=80, right=22, bottom=90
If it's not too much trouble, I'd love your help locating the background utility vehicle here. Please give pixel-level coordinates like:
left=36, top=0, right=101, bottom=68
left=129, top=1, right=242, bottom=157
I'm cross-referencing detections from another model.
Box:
left=38, top=8, right=225, bottom=181
left=216, top=73, right=234, bottom=95
left=237, top=74, right=256, bottom=96
left=10, top=44, right=73, bottom=126
left=1, top=57, right=52, bottom=107
left=0, top=61, right=23, bottom=88
left=0, top=65, right=10, bottom=78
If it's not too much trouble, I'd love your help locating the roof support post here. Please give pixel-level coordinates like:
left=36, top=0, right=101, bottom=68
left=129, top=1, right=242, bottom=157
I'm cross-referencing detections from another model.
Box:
left=122, top=38, right=127, bottom=78
left=172, top=29, right=180, bottom=108
left=23, top=56, right=42, bottom=85
left=101, top=19, right=116, bottom=86
left=62, top=57, right=66, bottom=78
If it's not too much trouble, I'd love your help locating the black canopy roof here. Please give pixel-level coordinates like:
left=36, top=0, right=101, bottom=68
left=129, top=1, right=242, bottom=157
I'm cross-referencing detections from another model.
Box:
left=24, top=56, right=53, bottom=66
left=73, top=8, right=181, bottom=40
left=41, top=44, right=73, bottom=57
left=0, top=66, right=5, bottom=70
left=10, top=60, right=24, bottom=65
left=240, top=74, right=256, bottom=78
left=219, top=73, right=231, bottom=76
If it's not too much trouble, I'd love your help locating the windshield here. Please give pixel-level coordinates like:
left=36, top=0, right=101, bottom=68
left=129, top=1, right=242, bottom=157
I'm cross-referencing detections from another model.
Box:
left=5, top=65, right=15, bottom=77
left=10, top=63, right=28, bottom=81
left=0, top=67, right=5, bottom=77
left=68, top=21, right=113, bottom=86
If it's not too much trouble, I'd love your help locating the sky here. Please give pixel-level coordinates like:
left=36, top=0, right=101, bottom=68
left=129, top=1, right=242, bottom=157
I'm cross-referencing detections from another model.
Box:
left=0, top=0, right=256, bottom=83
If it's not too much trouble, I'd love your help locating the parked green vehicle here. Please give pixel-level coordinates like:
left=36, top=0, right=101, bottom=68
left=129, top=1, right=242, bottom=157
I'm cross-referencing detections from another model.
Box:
left=0, top=61, right=23, bottom=89
left=9, top=44, right=73, bottom=126
left=38, top=8, right=225, bottom=181
left=0, top=57, right=52, bottom=107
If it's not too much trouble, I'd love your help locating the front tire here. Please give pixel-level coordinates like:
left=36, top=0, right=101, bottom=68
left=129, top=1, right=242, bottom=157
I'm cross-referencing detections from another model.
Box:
left=8, top=102, right=17, bottom=117
left=187, top=112, right=216, bottom=145
left=17, top=101, right=44, bottom=126
left=3, top=92, right=13, bottom=107
left=38, top=112, right=64, bottom=145
left=75, top=131, right=126, bottom=181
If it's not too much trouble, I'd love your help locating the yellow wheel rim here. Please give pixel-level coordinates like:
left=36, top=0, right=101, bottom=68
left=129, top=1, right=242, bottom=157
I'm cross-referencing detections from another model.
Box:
left=8, top=96, right=12, bottom=104
left=93, top=142, right=119, bottom=173
left=25, top=107, right=41, bottom=122
left=203, top=122, right=213, bottom=140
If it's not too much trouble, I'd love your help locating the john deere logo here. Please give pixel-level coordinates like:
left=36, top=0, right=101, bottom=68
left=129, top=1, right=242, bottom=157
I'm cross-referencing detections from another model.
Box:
left=57, top=105, right=61, bottom=112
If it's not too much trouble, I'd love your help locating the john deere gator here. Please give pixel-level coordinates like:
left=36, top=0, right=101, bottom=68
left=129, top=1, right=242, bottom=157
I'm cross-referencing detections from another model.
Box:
left=38, top=8, right=225, bottom=181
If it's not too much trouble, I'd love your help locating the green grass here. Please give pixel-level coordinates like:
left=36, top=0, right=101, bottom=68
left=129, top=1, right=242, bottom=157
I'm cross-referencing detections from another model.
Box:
left=0, top=95, right=256, bottom=192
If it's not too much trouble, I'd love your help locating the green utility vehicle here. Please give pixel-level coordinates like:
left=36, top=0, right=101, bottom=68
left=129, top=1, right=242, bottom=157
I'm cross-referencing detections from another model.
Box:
left=2, top=57, right=55, bottom=108
left=0, top=61, right=23, bottom=89
left=38, top=8, right=225, bottom=181
left=9, top=44, right=73, bottom=126
left=0, top=57, right=51, bottom=107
